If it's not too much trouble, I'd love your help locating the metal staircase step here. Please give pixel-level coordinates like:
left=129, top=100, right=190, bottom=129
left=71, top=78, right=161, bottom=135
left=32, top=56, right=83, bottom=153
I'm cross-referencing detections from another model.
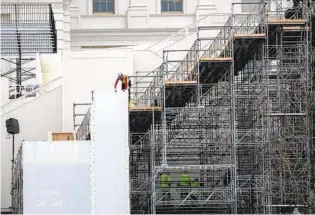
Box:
left=1, top=23, right=55, bottom=55
left=1, top=24, right=52, bottom=33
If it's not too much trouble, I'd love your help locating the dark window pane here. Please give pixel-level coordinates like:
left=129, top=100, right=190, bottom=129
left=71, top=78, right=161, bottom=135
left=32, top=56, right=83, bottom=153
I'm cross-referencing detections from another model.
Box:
left=175, top=1, right=182, bottom=11
left=93, top=1, right=100, bottom=12
left=107, top=1, right=114, bottom=12
left=169, top=1, right=175, bottom=11
left=100, top=1, right=106, bottom=12
left=161, top=0, right=168, bottom=12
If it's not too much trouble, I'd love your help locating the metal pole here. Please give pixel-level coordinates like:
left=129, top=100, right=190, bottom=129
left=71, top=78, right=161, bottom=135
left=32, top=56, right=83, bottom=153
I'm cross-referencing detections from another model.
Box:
left=14, top=4, right=22, bottom=98
left=162, top=52, right=167, bottom=166
left=12, top=134, right=15, bottom=164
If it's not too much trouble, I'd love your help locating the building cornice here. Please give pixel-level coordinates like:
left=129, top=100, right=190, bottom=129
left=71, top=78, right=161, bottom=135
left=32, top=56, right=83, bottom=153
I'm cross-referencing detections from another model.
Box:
left=71, top=28, right=187, bottom=34
left=70, top=28, right=196, bottom=47
left=71, top=34, right=185, bottom=47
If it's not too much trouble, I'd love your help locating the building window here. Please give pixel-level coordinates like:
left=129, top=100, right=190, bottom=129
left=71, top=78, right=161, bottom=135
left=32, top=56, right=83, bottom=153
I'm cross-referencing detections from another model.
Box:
left=93, top=0, right=114, bottom=13
left=161, top=0, right=183, bottom=13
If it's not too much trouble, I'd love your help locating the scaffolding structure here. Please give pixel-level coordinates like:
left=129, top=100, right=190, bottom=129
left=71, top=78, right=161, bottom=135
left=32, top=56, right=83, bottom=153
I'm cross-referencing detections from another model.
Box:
left=125, top=0, right=315, bottom=214
left=73, top=0, right=315, bottom=213
left=11, top=146, right=23, bottom=214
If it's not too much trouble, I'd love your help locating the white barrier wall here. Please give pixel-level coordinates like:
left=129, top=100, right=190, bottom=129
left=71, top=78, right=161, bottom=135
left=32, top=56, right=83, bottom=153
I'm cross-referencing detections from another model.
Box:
left=22, top=141, right=91, bottom=214
left=91, top=91, right=130, bottom=214
left=1, top=86, right=63, bottom=208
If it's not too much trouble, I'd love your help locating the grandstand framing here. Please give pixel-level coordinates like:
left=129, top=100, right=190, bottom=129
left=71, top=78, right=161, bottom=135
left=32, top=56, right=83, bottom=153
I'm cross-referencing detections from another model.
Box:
left=126, top=0, right=315, bottom=214
left=75, top=0, right=315, bottom=213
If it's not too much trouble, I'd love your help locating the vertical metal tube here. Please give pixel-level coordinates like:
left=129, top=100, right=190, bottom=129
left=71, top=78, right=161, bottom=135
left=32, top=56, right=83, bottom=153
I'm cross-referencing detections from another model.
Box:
left=162, top=51, right=167, bottom=166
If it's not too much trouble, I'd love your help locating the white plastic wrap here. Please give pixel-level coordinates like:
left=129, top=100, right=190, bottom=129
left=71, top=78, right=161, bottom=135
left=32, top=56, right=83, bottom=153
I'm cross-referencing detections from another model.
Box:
left=91, top=91, right=130, bottom=214
left=22, top=141, right=91, bottom=214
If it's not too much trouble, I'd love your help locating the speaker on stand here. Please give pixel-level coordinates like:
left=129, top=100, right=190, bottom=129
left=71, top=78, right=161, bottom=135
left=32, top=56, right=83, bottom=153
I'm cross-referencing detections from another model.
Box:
left=5, top=118, right=20, bottom=213
left=6, top=118, right=20, bottom=163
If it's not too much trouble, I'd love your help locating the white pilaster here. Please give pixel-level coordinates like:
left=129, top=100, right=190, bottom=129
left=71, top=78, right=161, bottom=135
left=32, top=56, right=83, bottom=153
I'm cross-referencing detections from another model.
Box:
left=63, top=0, right=71, bottom=56
left=52, top=3, right=65, bottom=59
left=196, top=0, right=217, bottom=22
left=127, top=0, right=149, bottom=29
left=69, top=2, right=80, bottom=29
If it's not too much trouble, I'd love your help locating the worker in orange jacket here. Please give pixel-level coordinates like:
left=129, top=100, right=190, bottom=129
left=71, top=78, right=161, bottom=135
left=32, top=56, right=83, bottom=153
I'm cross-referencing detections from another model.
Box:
left=114, top=73, right=132, bottom=108
left=114, top=73, right=131, bottom=92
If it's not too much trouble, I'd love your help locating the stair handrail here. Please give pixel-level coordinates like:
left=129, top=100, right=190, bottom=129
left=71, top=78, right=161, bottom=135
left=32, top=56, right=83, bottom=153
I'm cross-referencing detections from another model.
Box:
left=131, top=3, right=266, bottom=108
left=130, top=13, right=231, bottom=107
left=49, top=4, right=58, bottom=53
left=1, top=76, right=62, bottom=115
left=144, top=13, right=231, bottom=55
left=168, top=1, right=267, bottom=83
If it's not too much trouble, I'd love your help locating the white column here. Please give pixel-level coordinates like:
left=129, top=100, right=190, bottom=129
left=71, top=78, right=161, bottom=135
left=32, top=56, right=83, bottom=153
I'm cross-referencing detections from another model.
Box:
left=127, top=0, right=149, bottom=28
left=52, top=3, right=65, bottom=59
left=63, top=0, right=71, bottom=56
left=196, top=0, right=218, bottom=26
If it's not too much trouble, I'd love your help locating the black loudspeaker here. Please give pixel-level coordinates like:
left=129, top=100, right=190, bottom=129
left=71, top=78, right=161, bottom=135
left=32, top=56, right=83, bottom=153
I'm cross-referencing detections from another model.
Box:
left=6, top=118, right=20, bottom=135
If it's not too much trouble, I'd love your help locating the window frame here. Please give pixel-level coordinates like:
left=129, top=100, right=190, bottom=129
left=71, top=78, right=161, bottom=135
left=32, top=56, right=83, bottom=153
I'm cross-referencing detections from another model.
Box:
left=92, top=0, right=115, bottom=14
left=161, top=0, right=183, bottom=13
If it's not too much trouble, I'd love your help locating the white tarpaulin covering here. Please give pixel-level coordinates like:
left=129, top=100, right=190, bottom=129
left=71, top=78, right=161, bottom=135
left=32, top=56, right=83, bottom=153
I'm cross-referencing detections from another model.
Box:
left=23, top=141, right=91, bottom=214
left=91, top=91, right=130, bottom=214
left=40, top=53, right=62, bottom=85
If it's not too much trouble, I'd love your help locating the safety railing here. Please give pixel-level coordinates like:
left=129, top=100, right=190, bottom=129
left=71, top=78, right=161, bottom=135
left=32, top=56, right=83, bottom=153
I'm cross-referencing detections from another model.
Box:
left=1, top=3, right=52, bottom=24
left=130, top=177, right=152, bottom=193
left=162, top=16, right=235, bottom=85
left=129, top=14, right=231, bottom=109
left=76, top=108, right=91, bottom=140
left=145, top=13, right=231, bottom=56
left=1, top=77, right=62, bottom=115
left=164, top=41, right=199, bottom=82
left=267, top=0, right=304, bottom=20
left=201, top=2, right=267, bottom=61
left=129, top=65, right=163, bottom=108
left=11, top=145, right=23, bottom=214
left=130, top=3, right=267, bottom=109
left=155, top=188, right=233, bottom=206
left=200, top=17, right=234, bottom=59
left=49, top=4, right=57, bottom=53
left=162, top=15, right=232, bottom=83
left=234, top=2, right=267, bottom=35
left=8, top=85, right=39, bottom=99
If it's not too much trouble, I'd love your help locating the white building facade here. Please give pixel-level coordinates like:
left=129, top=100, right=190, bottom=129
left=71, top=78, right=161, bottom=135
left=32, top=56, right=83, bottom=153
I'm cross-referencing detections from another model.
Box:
left=69, top=0, right=233, bottom=50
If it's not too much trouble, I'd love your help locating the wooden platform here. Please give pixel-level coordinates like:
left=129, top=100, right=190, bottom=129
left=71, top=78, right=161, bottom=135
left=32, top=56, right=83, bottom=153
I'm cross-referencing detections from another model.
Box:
left=234, top=33, right=266, bottom=39
left=282, top=26, right=310, bottom=31
left=164, top=80, right=197, bottom=85
left=199, top=57, right=233, bottom=62
left=130, top=106, right=162, bottom=111
left=49, top=132, right=75, bottom=141
left=268, top=19, right=306, bottom=25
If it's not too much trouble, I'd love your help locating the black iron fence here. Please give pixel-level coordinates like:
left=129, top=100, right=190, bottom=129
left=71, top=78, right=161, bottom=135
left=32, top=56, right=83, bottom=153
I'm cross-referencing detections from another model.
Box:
left=1, top=3, right=53, bottom=24
left=49, top=4, right=57, bottom=53
left=1, top=3, right=58, bottom=55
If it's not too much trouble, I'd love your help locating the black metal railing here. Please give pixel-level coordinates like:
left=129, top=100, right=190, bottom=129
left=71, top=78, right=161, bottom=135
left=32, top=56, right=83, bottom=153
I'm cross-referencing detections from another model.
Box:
left=1, top=3, right=51, bottom=24
left=49, top=4, right=57, bottom=53
left=1, top=3, right=57, bottom=55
